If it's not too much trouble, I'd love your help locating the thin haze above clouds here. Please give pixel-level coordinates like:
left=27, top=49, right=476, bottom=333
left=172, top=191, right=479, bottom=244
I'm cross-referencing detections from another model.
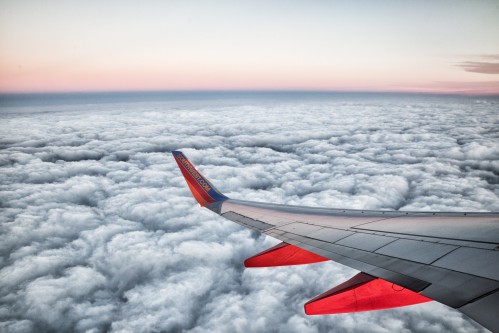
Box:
left=0, top=93, right=498, bottom=333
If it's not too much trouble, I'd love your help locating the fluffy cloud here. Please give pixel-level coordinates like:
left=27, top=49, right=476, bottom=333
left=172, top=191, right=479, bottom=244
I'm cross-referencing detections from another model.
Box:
left=0, top=93, right=497, bottom=333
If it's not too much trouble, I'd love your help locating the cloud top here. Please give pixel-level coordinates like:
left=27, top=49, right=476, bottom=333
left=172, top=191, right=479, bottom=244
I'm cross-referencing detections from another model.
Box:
left=0, top=93, right=497, bottom=333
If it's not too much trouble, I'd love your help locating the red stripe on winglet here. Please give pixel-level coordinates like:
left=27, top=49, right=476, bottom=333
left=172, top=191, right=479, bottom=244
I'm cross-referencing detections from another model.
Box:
left=174, top=156, right=216, bottom=206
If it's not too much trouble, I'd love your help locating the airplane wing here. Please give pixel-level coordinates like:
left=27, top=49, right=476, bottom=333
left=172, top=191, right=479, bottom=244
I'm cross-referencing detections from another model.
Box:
left=172, top=151, right=499, bottom=332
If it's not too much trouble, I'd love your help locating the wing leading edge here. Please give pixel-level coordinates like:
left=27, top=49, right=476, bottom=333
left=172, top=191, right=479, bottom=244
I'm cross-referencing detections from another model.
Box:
left=172, top=151, right=499, bottom=332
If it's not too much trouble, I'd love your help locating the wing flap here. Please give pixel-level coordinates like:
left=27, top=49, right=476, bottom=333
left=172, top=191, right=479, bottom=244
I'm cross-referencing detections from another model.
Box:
left=269, top=223, right=499, bottom=307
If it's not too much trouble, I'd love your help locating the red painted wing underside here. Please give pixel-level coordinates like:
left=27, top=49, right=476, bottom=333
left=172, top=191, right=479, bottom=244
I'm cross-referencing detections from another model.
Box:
left=245, top=242, right=431, bottom=314
left=244, top=242, right=329, bottom=267
left=305, top=272, right=432, bottom=315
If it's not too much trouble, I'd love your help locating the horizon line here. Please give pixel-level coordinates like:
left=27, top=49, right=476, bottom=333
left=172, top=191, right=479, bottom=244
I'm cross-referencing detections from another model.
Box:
left=1, top=89, right=499, bottom=97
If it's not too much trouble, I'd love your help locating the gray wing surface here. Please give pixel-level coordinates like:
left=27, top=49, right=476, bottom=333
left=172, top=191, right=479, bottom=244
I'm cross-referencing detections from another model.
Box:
left=215, top=199, right=499, bottom=332
left=172, top=151, right=499, bottom=332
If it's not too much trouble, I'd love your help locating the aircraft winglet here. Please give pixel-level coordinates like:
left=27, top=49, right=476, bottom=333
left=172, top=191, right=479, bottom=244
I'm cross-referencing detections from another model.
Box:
left=172, top=151, right=228, bottom=206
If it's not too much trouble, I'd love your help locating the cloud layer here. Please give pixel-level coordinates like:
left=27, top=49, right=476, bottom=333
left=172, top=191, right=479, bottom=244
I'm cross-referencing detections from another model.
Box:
left=457, top=61, right=499, bottom=74
left=456, top=54, right=499, bottom=75
left=1, top=93, right=498, bottom=333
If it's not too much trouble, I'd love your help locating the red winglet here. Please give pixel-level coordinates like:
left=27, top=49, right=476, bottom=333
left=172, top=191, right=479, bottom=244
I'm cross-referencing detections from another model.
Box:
left=305, top=272, right=432, bottom=315
left=244, top=242, right=329, bottom=267
left=172, top=151, right=227, bottom=206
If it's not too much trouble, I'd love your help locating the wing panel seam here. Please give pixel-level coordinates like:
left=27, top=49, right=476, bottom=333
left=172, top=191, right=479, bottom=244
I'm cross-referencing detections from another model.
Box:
left=428, top=246, right=462, bottom=265
left=352, top=227, right=498, bottom=246
left=277, top=231, right=499, bottom=283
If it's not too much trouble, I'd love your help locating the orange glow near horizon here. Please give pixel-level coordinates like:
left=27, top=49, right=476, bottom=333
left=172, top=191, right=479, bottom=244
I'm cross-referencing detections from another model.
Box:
left=2, top=58, right=498, bottom=95
left=1, top=57, right=498, bottom=95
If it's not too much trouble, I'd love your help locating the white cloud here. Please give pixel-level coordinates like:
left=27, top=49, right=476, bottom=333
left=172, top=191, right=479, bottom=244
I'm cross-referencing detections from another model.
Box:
left=0, top=93, right=496, bottom=332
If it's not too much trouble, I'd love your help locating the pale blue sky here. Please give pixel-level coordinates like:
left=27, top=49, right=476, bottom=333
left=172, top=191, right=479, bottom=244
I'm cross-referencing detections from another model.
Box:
left=1, top=0, right=498, bottom=93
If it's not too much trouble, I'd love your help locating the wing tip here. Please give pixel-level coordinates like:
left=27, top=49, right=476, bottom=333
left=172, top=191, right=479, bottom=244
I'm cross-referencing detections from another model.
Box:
left=172, top=150, right=228, bottom=206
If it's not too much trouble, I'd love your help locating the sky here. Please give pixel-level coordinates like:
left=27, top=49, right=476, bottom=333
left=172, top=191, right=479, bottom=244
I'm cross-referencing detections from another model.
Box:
left=1, top=0, right=499, bottom=94
left=1, top=94, right=498, bottom=332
